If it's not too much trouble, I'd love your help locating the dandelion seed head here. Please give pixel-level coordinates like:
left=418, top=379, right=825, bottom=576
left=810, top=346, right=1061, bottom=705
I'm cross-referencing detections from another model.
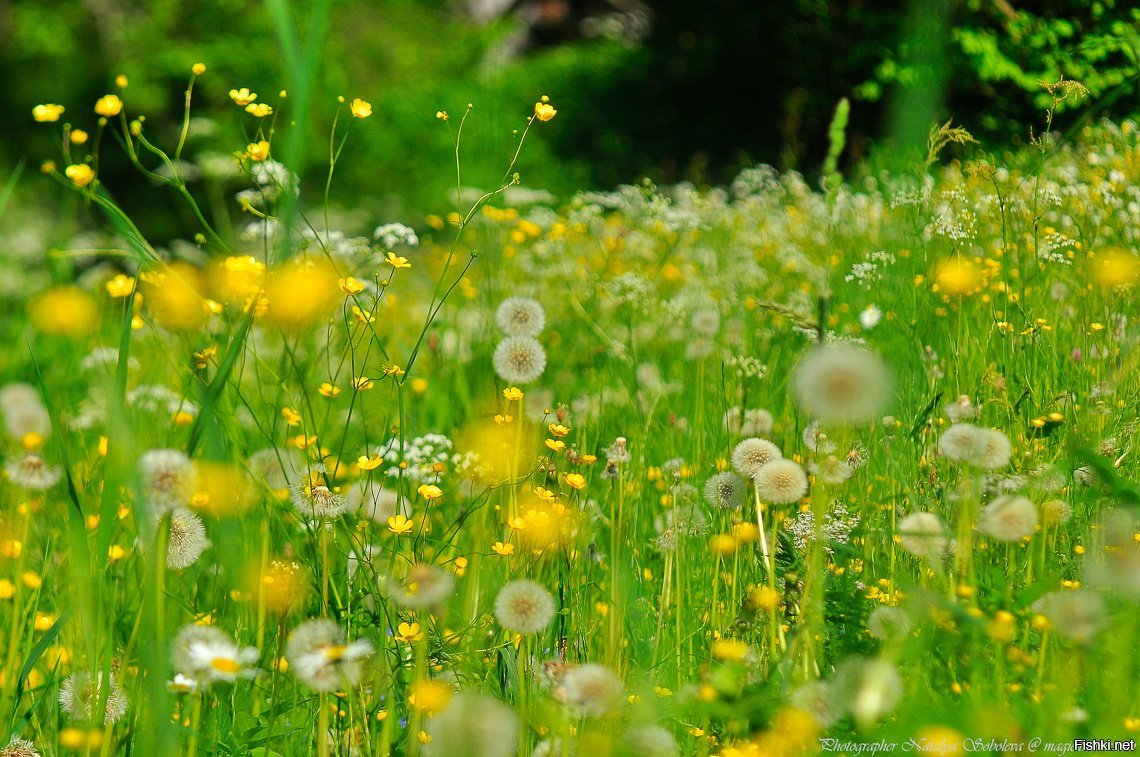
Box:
left=703, top=472, right=746, bottom=510
left=163, top=508, right=210, bottom=569
left=1041, top=499, right=1072, bottom=526
left=731, top=437, right=782, bottom=479
left=792, top=344, right=890, bottom=425
left=495, top=297, right=546, bottom=337
left=898, top=512, right=948, bottom=562
left=139, top=449, right=196, bottom=512
left=977, top=494, right=1037, bottom=542
left=4, top=455, right=61, bottom=490
left=557, top=663, right=624, bottom=718
left=753, top=459, right=808, bottom=504
left=494, top=580, right=556, bottom=634
left=1034, top=591, right=1105, bottom=645
left=424, top=694, right=518, bottom=757
left=493, top=336, right=547, bottom=384
left=59, top=672, right=128, bottom=724
left=388, top=563, right=455, bottom=609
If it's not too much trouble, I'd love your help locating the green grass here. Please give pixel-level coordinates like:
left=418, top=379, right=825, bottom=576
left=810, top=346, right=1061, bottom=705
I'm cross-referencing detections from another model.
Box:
left=0, top=72, right=1138, bottom=757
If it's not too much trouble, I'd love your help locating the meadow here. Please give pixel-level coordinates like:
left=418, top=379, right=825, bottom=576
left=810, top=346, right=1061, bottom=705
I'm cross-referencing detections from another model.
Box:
left=0, top=69, right=1138, bottom=757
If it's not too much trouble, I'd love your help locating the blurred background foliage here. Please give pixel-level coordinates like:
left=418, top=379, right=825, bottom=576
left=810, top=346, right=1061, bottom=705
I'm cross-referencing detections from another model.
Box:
left=0, top=0, right=1138, bottom=238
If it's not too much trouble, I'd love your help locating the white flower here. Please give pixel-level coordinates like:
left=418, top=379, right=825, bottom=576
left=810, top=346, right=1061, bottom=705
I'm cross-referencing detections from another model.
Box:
left=858, top=304, right=882, bottom=330
left=172, top=625, right=258, bottom=685
left=286, top=619, right=373, bottom=692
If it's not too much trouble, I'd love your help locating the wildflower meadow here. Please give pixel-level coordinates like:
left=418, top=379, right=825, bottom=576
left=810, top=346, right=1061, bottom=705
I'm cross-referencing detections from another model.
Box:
left=1, top=14, right=1139, bottom=757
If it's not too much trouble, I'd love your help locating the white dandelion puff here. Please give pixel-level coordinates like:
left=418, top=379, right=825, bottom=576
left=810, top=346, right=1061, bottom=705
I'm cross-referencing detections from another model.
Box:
left=557, top=663, right=624, bottom=718
left=493, top=336, right=547, bottom=384
left=387, top=563, right=456, bottom=609
left=4, top=455, right=62, bottom=490
left=163, top=508, right=210, bottom=569
left=731, top=437, right=782, bottom=479
left=792, top=344, right=890, bottom=425
left=753, top=459, right=808, bottom=504
left=495, top=297, right=546, bottom=337
left=59, top=671, right=128, bottom=724
left=977, top=495, right=1037, bottom=542
left=703, top=472, right=746, bottom=510
left=139, top=449, right=196, bottom=512
left=494, top=580, right=556, bottom=634
left=897, top=512, right=948, bottom=562
left=424, top=694, right=518, bottom=757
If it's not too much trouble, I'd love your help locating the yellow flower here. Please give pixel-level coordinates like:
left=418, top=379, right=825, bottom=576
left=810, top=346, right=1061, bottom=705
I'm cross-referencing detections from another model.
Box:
left=94, top=94, right=123, bottom=117
left=436, top=110, right=449, bottom=121
left=192, top=62, right=207, bottom=75
left=710, top=638, right=752, bottom=663
left=710, top=534, right=737, bottom=556
left=534, top=100, right=557, bottom=122
left=318, top=382, right=341, bottom=398
left=548, top=423, right=570, bottom=437
left=32, top=104, right=65, bottom=122
left=281, top=407, right=302, bottom=427
left=395, top=621, right=423, bottom=643
left=503, top=387, right=524, bottom=401
left=545, top=439, right=566, bottom=452
left=352, top=376, right=375, bottom=391
left=388, top=514, right=414, bottom=535
left=105, top=274, right=135, bottom=298
left=358, top=455, right=383, bottom=471
left=418, top=484, right=443, bottom=501
left=492, top=541, right=515, bottom=556
left=409, top=679, right=451, bottom=714
left=339, top=276, right=365, bottom=295
left=229, top=88, right=258, bottom=106
left=245, top=103, right=273, bottom=118
left=386, top=252, right=411, bottom=269
left=65, top=164, right=95, bottom=187
left=28, top=286, right=99, bottom=336
left=70, top=129, right=89, bottom=145
left=0, top=579, right=14, bottom=599
left=350, top=98, right=373, bottom=119
left=494, top=414, right=513, bottom=425
left=115, top=74, right=129, bottom=89
left=246, top=140, right=270, bottom=162
left=933, top=258, right=981, bottom=296
left=1092, top=247, right=1138, bottom=288
left=564, top=473, right=586, bottom=490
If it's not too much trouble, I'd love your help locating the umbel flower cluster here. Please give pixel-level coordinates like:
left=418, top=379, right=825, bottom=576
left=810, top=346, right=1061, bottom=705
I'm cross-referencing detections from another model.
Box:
left=0, top=68, right=1138, bottom=755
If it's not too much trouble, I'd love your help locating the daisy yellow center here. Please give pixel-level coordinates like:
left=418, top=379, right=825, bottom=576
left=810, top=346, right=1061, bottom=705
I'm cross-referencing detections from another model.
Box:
left=210, top=657, right=241, bottom=674
left=322, top=644, right=349, bottom=662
